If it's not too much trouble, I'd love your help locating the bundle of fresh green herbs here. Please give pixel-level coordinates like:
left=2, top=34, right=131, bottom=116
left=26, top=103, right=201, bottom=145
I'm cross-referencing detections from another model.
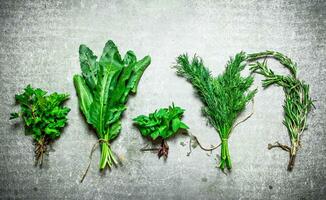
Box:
left=10, top=85, right=70, bottom=166
left=247, top=51, right=313, bottom=171
left=133, top=103, right=189, bottom=158
left=174, top=52, right=256, bottom=170
left=74, top=40, right=151, bottom=172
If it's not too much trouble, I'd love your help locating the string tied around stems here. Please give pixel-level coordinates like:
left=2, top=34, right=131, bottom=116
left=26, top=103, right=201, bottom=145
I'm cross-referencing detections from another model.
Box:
left=187, top=99, right=255, bottom=155
left=80, top=139, right=110, bottom=183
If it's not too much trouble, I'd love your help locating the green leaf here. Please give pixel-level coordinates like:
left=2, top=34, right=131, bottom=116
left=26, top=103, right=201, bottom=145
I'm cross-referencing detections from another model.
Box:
left=99, top=40, right=123, bottom=69
left=10, top=85, right=70, bottom=159
left=79, top=44, right=98, bottom=91
left=74, top=40, right=151, bottom=170
left=123, top=50, right=137, bottom=66
left=45, top=127, right=59, bottom=136
left=171, top=118, right=181, bottom=133
left=151, top=129, right=160, bottom=140
left=88, top=61, right=123, bottom=137
left=179, top=121, right=189, bottom=129
left=133, top=104, right=189, bottom=141
left=105, top=105, right=126, bottom=126
left=109, top=62, right=136, bottom=105
left=73, top=74, right=93, bottom=121
left=9, top=112, right=19, bottom=120
left=108, top=120, right=121, bottom=140
left=129, top=56, right=151, bottom=93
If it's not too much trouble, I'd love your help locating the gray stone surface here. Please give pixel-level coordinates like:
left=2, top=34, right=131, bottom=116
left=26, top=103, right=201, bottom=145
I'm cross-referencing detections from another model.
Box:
left=0, top=0, right=325, bottom=199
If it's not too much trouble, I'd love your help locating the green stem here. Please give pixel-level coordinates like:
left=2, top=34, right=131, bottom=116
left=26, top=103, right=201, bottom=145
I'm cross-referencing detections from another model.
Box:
left=99, top=140, right=108, bottom=169
left=219, top=138, right=232, bottom=170
left=99, top=134, right=118, bottom=170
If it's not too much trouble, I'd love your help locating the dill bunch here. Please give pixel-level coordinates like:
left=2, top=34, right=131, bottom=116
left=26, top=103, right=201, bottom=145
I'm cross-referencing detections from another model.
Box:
left=174, top=52, right=256, bottom=170
left=247, top=51, right=313, bottom=171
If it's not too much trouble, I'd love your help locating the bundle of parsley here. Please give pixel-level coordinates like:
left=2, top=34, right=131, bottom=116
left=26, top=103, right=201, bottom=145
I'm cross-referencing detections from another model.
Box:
left=247, top=51, right=313, bottom=171
left=133, top=103, right=189, bottom=158
left=74, top=40, right=151, bottom=172
left=10, top=85, right=70, bottom=166
left=174, top=52, right=256, bottom=170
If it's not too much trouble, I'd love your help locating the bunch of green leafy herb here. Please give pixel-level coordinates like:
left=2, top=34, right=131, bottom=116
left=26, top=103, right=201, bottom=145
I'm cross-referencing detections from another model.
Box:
left=133, top=103, right=189, bottom=158
left=73, top=40, right=151, bottom=171
left=174, top=52, right=256, bottom=170
left=247, top=51, right=313, bottom=171
left=10, top=85, right=70, bottom=166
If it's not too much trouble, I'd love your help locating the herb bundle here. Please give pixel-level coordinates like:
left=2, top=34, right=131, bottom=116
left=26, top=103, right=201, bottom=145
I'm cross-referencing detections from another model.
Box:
left=74, top=40, right=151, bottom=171
left=10, top=85, right=70, bottom=166
left=174, top=52, right=256, bottom=170
left=133, top=104, right=189, bottom=158
left=247, top=51, right=313, bottom=171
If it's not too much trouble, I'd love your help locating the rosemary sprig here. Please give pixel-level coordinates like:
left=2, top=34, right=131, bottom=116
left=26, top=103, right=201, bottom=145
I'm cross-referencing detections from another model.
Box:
left=174, top=52, right=256, bottom=170
left=247, top=51, right=313, bottom=171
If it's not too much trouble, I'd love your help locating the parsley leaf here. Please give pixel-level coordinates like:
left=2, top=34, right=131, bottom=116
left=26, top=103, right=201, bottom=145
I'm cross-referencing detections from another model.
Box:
left=10, top=85, right=70, bottom=166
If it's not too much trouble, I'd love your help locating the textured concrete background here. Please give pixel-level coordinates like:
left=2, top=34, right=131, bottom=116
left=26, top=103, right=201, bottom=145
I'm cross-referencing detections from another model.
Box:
left=0, top=0, right=325, bottom=199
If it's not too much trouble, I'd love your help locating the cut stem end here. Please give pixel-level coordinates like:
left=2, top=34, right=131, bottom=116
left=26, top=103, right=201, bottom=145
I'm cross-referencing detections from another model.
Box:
left=34, top=137, right=48, bottom=167
left=158, top=139, right=169, bottom=159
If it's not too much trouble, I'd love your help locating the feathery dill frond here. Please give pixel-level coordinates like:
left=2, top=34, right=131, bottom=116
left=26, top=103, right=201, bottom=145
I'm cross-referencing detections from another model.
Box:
left=174, top=52, right=256, bottom=170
